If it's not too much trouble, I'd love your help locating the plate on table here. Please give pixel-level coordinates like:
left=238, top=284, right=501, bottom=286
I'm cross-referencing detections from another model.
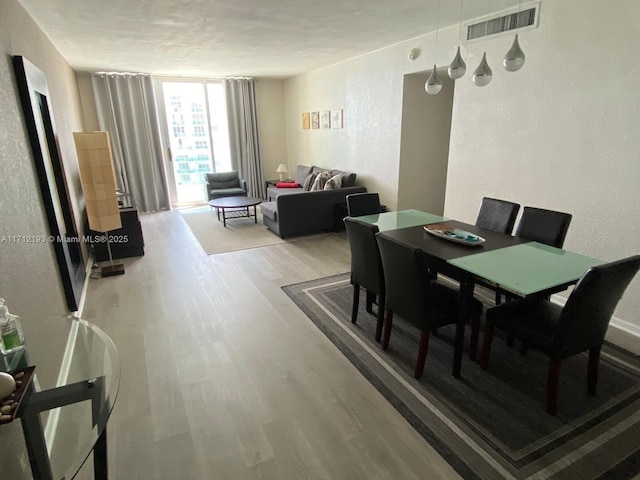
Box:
left=423, top=224, right=485, bottom=246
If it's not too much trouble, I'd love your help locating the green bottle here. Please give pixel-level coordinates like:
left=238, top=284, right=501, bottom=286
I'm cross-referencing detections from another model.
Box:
left=0, top=299, right=24, bottom=354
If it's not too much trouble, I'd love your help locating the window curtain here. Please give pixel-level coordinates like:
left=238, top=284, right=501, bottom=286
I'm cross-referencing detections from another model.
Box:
left=223, top=78, right=264, bottom=198
left=91, top=73, right=170, bottom=212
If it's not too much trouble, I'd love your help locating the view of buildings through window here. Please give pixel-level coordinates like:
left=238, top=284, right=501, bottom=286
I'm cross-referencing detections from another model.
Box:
left=161, top=81, right=231, bottom=203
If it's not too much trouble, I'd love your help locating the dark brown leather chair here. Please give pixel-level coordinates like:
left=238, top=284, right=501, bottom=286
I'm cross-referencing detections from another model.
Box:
left=376, top=233, right=483, bottom=379
left=515, top=206, right=572, bottom=248
left=346, top=193, right=381, bottom=217
left=480, top=255, right=640, bottom=415
left=475, top=197, right=520, bottom=234
left=344, top=217, right=385, bottom=342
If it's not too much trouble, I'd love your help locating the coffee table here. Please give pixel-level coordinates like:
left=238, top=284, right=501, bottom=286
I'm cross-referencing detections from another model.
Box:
left=208, top=196, right=262, bottom=227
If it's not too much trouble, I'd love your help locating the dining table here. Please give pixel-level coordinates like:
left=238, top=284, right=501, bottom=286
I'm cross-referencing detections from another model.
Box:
left=358, top=210, right=603, bottom=378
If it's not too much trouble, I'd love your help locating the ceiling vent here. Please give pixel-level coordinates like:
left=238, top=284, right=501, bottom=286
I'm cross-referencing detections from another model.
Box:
left=466, top=3, right=540, bottom=42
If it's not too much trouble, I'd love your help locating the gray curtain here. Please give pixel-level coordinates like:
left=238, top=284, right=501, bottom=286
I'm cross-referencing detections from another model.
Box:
left=91, top=73, right=170, bottom=212
left=223, top=78, right=264, bottom=198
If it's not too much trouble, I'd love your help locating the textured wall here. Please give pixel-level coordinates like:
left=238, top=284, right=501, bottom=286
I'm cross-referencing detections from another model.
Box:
left=284, top=0, right=640, bottom=336
left=256, top=79, right=288, bottom=184
left=0, top=0, right=86, bottom=319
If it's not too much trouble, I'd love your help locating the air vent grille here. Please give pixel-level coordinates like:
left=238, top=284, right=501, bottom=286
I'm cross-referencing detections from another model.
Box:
left=467, top=6, right=537, bottom=41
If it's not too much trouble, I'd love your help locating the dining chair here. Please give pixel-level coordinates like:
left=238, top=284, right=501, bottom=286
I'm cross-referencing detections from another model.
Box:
left=376, top=234, right=483, bottom=378
left=346, top=193, right=381, bottom=217
left=475, top=197, right=520, bottom=235
left=515, top=206, right=573, bottom=248
left=480, top=255, right=640, bottom=415
left=344, top=217, right=385, bottom=342
left=503, top=206, right=574, bottom=347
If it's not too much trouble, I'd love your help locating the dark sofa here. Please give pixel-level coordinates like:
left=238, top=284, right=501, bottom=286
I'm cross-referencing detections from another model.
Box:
left=260, top=165, right=365, bottom=238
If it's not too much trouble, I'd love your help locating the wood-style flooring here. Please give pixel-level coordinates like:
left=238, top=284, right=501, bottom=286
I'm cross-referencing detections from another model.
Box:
left=77, top=209, right=460, bottom=480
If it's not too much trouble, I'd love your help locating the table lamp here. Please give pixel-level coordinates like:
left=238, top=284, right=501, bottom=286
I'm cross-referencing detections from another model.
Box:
left=276, top=164, right=288, bottom=181
left=73, top=131, right=124, bottom=277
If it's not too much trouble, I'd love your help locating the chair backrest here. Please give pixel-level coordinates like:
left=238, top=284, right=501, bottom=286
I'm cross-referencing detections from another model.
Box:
left=344, top=217, right=384, bottom=295
left=555, top=255, right=640, bottom=358
left=205, top=171, right=239, bottom=188
left=346, top=193, right=381, bottom=217
left=376, top=234, right=433, bottom=328
left=515, top=207, right=572, bottom=248
left=475, top=197, right=520, bottom=234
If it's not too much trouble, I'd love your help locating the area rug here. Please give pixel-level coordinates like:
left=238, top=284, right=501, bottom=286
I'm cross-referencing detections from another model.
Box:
left=283, top=273, right=640, bottom=480
left=180, top=206, right=328, bottom=255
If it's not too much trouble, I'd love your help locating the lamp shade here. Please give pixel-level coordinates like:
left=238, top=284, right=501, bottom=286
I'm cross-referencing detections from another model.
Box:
left=276, top=163, right=288, bottom=181
left=73, top=131, right=122, bottom=233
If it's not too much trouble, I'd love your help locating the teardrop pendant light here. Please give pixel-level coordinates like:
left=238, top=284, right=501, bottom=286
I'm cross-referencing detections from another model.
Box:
left=472, top=2, right=492, bottom=87
left=473, top=52, right=493, bottom=87
left=425, top=0, right=442, bottom=95
left=503, top=33, right=525, bottom=71
left=426, top=65, right=443, bottom=94
left=448, top=0, right=466, bottom=79
left=448, top=46, right=466, bottom=80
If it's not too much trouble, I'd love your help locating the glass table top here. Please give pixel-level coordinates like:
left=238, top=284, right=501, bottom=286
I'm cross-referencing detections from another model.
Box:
left=0, top=315, right=120, bottom=480
left=357, top=209, right=447, bottom=232
left=448, top=242, right=604, bottom=296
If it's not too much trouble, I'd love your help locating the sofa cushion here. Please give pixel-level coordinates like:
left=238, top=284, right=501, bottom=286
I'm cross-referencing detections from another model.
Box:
left=324, top=173, right=343, bottom=190
left=310, top=172, right=331, bottom=191
left=303, top=173, right=317, bottom=191
left=206, top=171, right=240, bottom=189
left=260, top=201, right=277, bottom=221
left=294, top=165, right=314, bottom=185
left=208, top=187, right=246, bottom=199
left=330, top=169, right=357, bottom=187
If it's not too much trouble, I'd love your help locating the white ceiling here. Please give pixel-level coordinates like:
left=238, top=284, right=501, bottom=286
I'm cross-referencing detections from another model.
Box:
left=17, top=0, right=517, bottom=78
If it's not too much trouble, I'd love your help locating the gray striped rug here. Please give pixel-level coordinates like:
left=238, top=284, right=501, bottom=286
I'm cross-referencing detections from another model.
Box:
left=283, top=273, right=640, bottom=480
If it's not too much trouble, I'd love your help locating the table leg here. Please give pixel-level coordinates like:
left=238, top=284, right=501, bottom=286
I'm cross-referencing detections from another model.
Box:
left=454, top=276, right=475, bottom=377
left=94, top=425, right=108, bottom=480
left=222, top=208, right=227, bottom=227
left=253, top=205, right=257, bottom=223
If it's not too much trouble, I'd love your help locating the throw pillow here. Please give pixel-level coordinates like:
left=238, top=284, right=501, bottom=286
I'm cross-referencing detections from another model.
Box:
left=302, top=173, right=317, bottom=191
left=324, top=173, right=343, bottom=190
left=310, top=172, right=331, bottom=191
left=275, top=182, right=300, bottom=188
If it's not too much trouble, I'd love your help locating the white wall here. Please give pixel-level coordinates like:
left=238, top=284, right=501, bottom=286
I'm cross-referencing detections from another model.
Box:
left=398, top=71, right=454, bottom=214
left=283, top=0, right=640, bottom=339
left=0, top=0, right=86, bottom=319
left=256, top=79, right=288, bottom=184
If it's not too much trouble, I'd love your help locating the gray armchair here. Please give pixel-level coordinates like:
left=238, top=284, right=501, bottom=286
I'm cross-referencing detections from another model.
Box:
left=204, top=171, right=247, bottom=201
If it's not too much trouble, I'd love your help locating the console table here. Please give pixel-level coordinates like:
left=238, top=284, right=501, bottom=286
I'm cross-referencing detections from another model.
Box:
left=0, top=315, right=119, bottom=480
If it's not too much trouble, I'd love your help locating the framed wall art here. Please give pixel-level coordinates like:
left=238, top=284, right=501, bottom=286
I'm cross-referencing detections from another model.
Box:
left=320, top=111, right=331, bottom=129
left=302, top=112, right=310, bottom=130
left=331, top=109, right=343, bottom=129
left=311, top=111, right=319, bottom=129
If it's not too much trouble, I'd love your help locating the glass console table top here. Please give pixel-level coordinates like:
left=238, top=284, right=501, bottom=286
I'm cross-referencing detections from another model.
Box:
left=357, top=209, right=447, bottom=232
left=448, top=242, right=604, bottom=296
left=0, top=315, right=120, bottom=480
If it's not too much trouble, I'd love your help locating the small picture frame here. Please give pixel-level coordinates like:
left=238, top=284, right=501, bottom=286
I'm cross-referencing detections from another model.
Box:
left=320, top=111, right=331, bottom=129
left=311, top=111, right=319, bottom=129
left=331, top=109, right=343, bottom=129
left=302, top=112, right=310, bottom=130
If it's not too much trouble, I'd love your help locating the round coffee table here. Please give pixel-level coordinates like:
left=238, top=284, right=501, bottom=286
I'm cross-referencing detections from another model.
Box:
left=208, top=196, right=262, bottom=227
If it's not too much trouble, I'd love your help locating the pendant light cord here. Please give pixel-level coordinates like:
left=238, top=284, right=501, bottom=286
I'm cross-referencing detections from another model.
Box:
left=434, top=0, right=440, bottom=63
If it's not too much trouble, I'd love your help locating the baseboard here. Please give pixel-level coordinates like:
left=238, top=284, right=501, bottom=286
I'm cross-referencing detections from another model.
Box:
left=606, top=318, right=640, bottom=355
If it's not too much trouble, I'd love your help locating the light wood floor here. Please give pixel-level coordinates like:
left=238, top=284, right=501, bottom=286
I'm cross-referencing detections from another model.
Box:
left=78, top=209, right=461, bottom=480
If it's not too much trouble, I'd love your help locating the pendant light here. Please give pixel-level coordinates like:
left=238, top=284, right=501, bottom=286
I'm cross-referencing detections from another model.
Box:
left=448, top=0, right=466, bottom=79
left=472, top=3, right=493, bottom=87
left=503, top=2, right=525, bottom=71
left=425, top=0, right=442, bottom=95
